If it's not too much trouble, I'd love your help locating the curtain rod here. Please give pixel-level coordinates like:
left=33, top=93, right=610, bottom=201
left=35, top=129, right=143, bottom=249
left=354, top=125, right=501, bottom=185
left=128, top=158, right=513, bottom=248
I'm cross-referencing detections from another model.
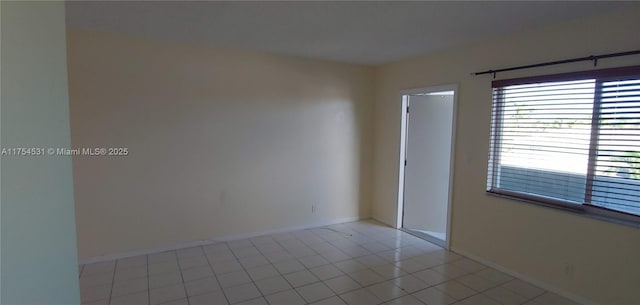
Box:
left=473, top=50, right=640, bottom=78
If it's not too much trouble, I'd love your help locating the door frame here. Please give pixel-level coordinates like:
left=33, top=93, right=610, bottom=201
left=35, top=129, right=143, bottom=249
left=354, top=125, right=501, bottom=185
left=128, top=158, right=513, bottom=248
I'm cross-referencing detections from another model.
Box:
left=396, top=84, right=458, bottom=250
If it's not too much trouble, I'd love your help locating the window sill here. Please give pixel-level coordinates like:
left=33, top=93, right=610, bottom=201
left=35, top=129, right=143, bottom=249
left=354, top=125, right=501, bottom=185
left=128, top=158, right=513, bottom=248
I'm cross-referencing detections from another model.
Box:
left=486, top=190, right=640, bottom=229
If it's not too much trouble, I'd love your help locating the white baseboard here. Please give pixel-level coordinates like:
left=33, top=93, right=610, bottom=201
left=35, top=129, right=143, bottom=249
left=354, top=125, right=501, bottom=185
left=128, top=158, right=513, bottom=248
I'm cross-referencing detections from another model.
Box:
left=371, top=216, right=395, bottom=228
left=79, top=216, right=367, bottom=265
left=451, top=247, right=599, bottom=305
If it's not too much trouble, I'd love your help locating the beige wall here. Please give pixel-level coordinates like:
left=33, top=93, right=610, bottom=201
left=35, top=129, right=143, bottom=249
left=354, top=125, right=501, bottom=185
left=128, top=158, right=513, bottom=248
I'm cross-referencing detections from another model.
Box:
left=68, top=30, right=374, bottom=260
left=372, top=8, right=640, bottom=305
left=1, top=2, right=80, bottom=303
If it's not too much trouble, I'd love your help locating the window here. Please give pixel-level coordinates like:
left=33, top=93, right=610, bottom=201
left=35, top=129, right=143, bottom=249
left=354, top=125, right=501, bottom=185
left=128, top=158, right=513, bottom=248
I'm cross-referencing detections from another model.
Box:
left=487, top=66, right=640, bottom=224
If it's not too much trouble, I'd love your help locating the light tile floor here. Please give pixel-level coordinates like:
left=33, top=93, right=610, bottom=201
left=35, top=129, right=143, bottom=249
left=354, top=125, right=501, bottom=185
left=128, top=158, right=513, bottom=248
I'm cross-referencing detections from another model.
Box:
left=80, top=220, right=580, bottom=305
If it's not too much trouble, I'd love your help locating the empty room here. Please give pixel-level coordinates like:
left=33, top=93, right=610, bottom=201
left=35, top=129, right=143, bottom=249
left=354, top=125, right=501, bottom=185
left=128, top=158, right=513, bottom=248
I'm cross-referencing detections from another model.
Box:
left=2, top=1, right=640, bottom=305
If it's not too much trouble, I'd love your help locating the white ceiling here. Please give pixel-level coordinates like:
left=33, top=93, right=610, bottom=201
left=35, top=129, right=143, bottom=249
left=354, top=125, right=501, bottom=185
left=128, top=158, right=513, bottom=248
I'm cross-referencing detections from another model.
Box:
left=66, top=1, right=636, bottom=65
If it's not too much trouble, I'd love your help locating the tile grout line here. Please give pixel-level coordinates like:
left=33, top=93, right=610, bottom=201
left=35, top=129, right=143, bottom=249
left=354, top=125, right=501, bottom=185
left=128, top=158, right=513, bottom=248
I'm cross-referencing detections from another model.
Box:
left=400, top=270, right=478, bottom=302
left=273, top=227, right=347, bottom=304
left=147, top=255, right=151, bottom=305
left=227, top=239, right=277, bottom=304
left=292, top=226, right=387, bottom=303
left=253, top=228, right=337, bottom=304
left=346, top=233, right=429, bottom=304
left=321, top=225, right=380, bottom=304
left=175, top=251, right=192, bottom=305
left=246, top=237, right=296, bottom=301
left=312, top=229, right=388, bottom=300
left=107, top=260, right=118, bottom=305
left=202, top=245, right=233, bottom=305
left=328, top=228, right=442, bottom=303
left=293, top=226, right=377, bottom=302
left=367, top=225, right=502, bottom=303
left=343, top=226, right=457, bottom=300
left=496, top=278, right=547, bottom=303
left=251, top=234, right=305, bottom=304
left=400, top=261, right=510, bottom=305
left=294, top=232, right=345, bottom=304
left=87, top=222, right=561, bottom=305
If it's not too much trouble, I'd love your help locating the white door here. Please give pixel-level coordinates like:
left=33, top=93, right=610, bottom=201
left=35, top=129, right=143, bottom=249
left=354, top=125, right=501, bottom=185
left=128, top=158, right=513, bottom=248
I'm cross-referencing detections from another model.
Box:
left=402, top=90, right=455, bottom=246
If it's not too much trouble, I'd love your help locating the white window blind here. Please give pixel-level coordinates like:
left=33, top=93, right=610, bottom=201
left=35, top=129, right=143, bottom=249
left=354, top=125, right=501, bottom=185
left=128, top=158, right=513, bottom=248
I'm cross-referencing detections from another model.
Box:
left=487, top=66, right=640, bottom=220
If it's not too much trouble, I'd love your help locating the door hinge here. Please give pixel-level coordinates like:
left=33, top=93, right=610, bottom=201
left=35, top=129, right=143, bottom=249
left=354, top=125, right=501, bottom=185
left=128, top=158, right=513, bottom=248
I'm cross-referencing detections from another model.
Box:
left=406, top=106, right=410, bottom=113
left=404, top=160, right=407, bottom=166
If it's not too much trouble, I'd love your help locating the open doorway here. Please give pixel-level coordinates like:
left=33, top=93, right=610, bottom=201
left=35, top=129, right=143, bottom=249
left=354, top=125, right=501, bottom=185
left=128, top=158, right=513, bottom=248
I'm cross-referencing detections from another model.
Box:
left=397, top=85, right=457, bottom=248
